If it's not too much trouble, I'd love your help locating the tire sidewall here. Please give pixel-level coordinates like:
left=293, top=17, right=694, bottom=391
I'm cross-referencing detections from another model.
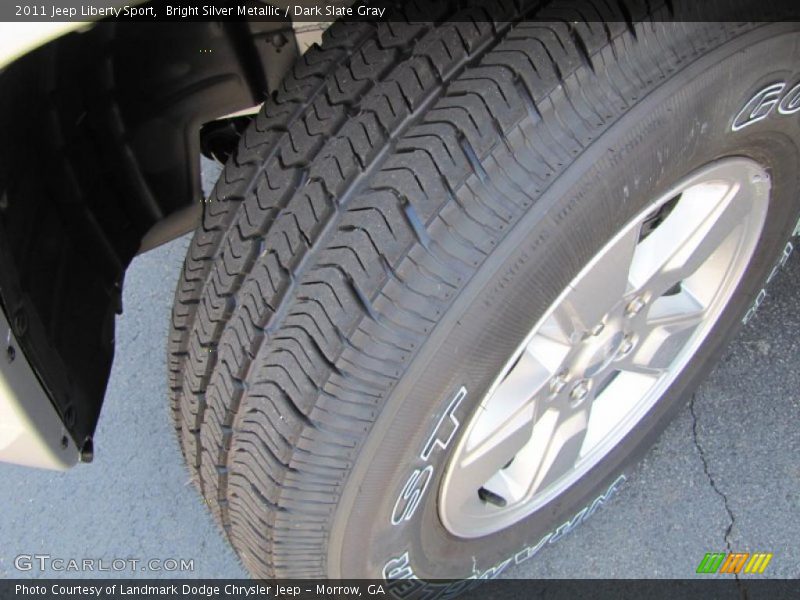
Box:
left=329, top=23, right=800, bottom=579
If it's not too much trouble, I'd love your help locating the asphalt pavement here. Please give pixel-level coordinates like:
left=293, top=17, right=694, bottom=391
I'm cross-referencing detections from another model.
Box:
left=0, top=171, right=798, bottom=579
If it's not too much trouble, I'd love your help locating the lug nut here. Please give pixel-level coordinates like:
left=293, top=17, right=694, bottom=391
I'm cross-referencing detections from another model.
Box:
left=570, top=379, right=591, bottom=402
left=618, top=334, right=635, bottom=357
left=626, top=296, right=646, bottom=317
left=550, top=371, right=569, bottom=395
left=590, top=322, right=605, bottom=336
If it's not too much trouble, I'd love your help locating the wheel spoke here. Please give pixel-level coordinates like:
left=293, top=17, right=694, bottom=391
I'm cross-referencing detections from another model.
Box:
left=525, top=330, right=572, bottom=372
left=481, top=469, right=527, bottom=506
left=556, top=222, right=642, bottom=336
left=456, top=404, right=535, bottom=500
left=581, top=371, right=656, bottom=455
left=456, top=339, right=569, bottom=505
left=469, top=344, right=550, bottom=442
left=527, top=402, right=590, bottom=496
left=630, top=181, right=749, bottom=297
left=620, top=290, right=706, bottom=375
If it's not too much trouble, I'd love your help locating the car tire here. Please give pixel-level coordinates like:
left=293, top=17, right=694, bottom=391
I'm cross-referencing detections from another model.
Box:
left=169, top=2, right=800, bottom=579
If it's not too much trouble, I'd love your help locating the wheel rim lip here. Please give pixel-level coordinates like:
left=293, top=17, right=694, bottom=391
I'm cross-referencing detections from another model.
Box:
left=438, top=157, right=771, bottom=538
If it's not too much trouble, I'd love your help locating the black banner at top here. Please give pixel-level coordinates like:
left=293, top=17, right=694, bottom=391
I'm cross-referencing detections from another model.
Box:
left=3, top=0, right=800, bottom=23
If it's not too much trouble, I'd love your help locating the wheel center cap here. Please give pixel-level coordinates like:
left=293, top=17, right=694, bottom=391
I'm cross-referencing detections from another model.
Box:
left=579, top=327, right=624, bottom=378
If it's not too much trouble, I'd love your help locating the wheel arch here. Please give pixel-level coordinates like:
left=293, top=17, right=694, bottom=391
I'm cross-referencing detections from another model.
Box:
left=0, top=14, right=315, bottom=465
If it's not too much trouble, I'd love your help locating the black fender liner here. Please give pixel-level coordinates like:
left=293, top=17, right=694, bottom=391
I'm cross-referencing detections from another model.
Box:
left=0, top=17, right=299, bottom=458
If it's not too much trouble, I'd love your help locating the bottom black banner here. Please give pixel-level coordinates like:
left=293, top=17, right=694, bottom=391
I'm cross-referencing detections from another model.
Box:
left=2, top=579, right=798, bottom=600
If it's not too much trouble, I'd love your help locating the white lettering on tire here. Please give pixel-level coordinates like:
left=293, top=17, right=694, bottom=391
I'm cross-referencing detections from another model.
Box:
left=390, top=386, right=467, bottom=527
left=732, top=83, right=786, bottom=131
left=391, top=466, right=435, bottom=526
left=383, top=474, right=627, bottom=588
left=743, top=239, right=795, bottom=325
left=732, top=80, right=800, bottom=131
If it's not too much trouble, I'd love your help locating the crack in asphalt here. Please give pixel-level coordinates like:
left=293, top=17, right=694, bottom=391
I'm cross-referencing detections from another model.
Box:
left=690, top=390, right=735, bottom=552
left=690, top=390, right=749, bottom=598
